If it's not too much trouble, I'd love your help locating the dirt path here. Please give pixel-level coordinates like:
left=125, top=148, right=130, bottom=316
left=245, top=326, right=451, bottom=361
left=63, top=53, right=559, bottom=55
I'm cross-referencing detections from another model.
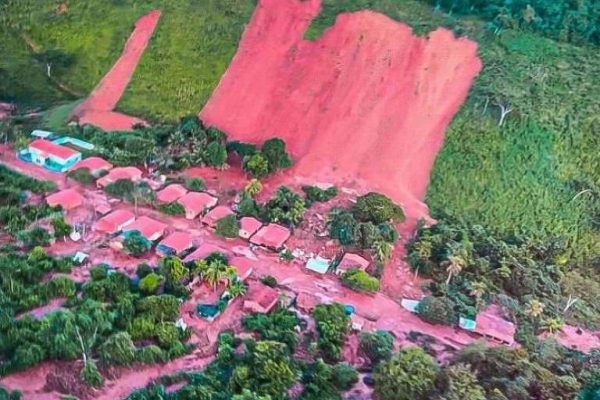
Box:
left=200, top=0, right=481, bottom=222
left=72, top=10, right=161, bottom=131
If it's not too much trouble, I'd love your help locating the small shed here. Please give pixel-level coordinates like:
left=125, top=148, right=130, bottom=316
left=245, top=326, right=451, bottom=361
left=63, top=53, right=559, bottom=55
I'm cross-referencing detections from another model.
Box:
left=305, top=256, right=331, bottom=275
left=239, top=216, right=262, bottom=239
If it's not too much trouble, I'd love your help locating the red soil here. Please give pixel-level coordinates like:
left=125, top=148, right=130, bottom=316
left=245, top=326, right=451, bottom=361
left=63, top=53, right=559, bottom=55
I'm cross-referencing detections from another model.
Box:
left=73, top=10, right=161, bottom=131
left=200, top=0, right=482, bottom=220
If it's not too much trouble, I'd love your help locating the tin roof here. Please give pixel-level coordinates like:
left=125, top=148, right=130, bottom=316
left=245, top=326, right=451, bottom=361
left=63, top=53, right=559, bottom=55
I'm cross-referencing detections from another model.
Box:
left=157, top=184, right=188, bottom=203
left=250, top=223, right=291, bottom=250
left=29, top=139, right=79, bottom=161
left=46, top=188, right=84, bottom=210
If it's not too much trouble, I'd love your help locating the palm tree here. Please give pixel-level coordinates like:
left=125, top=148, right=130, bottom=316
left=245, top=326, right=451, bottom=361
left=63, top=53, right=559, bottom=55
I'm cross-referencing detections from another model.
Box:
left=373, top=240, right=394, bottom=265
left=495, top=264, right=512, bottom=279
left=470, top=281, right=487, bottom=301
left=228, top=280, right=247, bottom=298
left=204, top=260, right=236, bottom=291
left=524, top=299, right=545, bottom=319
left=541, top=317, right=564, bottom=335
left=244, top=179, right=263, bottom=197
left=444, top=255, right=464, bottom=285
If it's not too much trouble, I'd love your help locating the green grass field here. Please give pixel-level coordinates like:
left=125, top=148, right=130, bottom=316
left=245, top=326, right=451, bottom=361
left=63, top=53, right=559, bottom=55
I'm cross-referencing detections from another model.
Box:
left=1, top=0, right=599, bottom=263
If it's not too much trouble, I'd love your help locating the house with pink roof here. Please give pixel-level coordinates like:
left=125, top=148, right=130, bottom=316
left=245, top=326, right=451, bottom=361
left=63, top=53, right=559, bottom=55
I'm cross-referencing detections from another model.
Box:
left=46, top=188, right=84, bottom=211
left=336, top=253, right=370, bottom=275
left=183, top=243, right=228, bottom=263
left=156, top=231, right=194, bottom=256
left=122, top=216, right=167, bottom=242
left=177, top=192, right=218, bottom=220
left=472, top=305, right=516, bottom=346
left=202, top=205, right=235, bottom=228
left=239, top=217, right=262, bottom=239
left=96, top=166, right=143, bottom=188
left=95, top=209, right=135, bottom=234
left=229, top=256, right=254, bottom=281
left=250, top=223, right=291, bottom=251
left=156, top=184, right=188, bottom=204
left=70, top=156, right=113, bottom=176
left=243, top=283, right=279, bottom=314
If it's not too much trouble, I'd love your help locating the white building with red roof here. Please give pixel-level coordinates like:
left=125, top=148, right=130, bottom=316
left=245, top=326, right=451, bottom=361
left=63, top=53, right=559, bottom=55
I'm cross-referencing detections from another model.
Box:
left=70, top=156, right=113, bottom=176
left=45, top=188, right=84, bottom=211
left=25, top=139, right=82, bottom=172
left=156, top=184, right=188, bottom=204
left=96, top=167, right=143, bottom=188
left=177, top=192, right=218, bottom=220
left=250, top=223, right=291, bottom=251
left=94, top=209, right=135, bottom=234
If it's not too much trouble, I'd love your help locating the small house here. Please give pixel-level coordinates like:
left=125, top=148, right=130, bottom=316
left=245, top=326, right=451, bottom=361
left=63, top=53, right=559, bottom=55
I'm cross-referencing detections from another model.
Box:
left=336, top=253, right=370, bottom=275
left=156, top=231, right=194, bottom=256
left=472, top=305, right=516, bottom=346
left=229, top=256, right=254, bottom=282
left=70, top=156, right=113, bottom=176
left=122, top=216, right=167, bottom=242
left=202, top=205, right=235, bottom=228
left=94, top=209, right=135, bottom=234
left=96, top=167, right=143, bottom=188
left=177, top=192, right=218, bottom=219
left=94, top=204, right=112, bottom=216
left=239, top=216, right=262, bottom=239
left=243, top=284, right=279, bottom=314
left=156, top=184, right=188, bottom=204
left=24, top=139, right=82, bottom=172
left=305, top=256, right=331, bottom=275
left=250, top=223, right=291, bottom=251
left=183, top=243, right=228, bottom=264
left=401, top=299, right=421, bottom=313
left=46, top=188, right=84, bottom=210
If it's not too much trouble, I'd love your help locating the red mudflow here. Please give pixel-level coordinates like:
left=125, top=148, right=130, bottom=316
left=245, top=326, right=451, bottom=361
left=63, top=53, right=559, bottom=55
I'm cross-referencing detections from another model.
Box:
left=73, top=10, right=161, bottom=131
left=200, top=0, right=482, bottom=219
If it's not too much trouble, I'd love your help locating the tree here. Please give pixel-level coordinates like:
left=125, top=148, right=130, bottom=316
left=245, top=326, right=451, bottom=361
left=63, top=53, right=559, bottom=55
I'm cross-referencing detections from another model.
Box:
left=328, top=209, right=358, bottom=245
left=244, top=153, right=269, bottom=179
left=158, top=202, right=185, bottom=216
left=68, top=167, right=95, bottom=185
left=232, top=389, right=272, bottom=400
left=372, top=240, right=394, bottom=265
left=469, top=281, right=487, bottom=302
left=139, top=272, right=162, bottom=294
left=216, top=214, right=240, bottom=238
left=441, top=363, right=485, bottom=400
left=353, top=192, right=404, bottom=224
left=541, top=317, right=564, bottom=334
left=17, top=226, right=52, bottom=248
left=373, top=347, right=439, bottom=400
left=200, top=260, right=236, bottom=291
left=245, top=179, right=263, bottom=197
left=444, top=255, right=465, bottom=285
left=263, top=186, right=306, bottom=226
left=359, top=330, right=394, bottom=365
left=313, top=303, right=349, bottom=361
left=228, top=280, right=247, bottom=298
left=80, top=359, right=103, bottom=388
left=159, top=256, right=188, bottom=285
left=51, top=216, right=72, bottom=241
left=205, top=141, right=228, bottom=168
left=33, top=48, right=74, bottom=77
left=250, top=340, right=297, bottom=397
left=332, top=362, right=358, bottom=390
left=99, top=332, right=136, bottom=366
left=261, top=138, right=292, bottom=172
left=524, top=299, right=545, bottom=319
left=416, top=296, right=458, bottom=326
left=341, top=269, right=380, bottom=292
left=123, top=231, right=150, bottom=256
left=185, top=177, right=205, bottom=191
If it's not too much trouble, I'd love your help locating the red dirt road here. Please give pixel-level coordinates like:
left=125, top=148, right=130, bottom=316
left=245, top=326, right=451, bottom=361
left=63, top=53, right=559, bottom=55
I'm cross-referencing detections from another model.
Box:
left=200, top=0, right=482, bottom=220
left=73, top=10, right=161, bottom=131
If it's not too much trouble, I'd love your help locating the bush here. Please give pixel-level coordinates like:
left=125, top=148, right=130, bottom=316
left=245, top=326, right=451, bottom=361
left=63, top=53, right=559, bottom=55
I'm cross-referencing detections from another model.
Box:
left=341, top=269, right=380, bottom=293
left=185, top=177, right=205, bottom=191
left=238, top=192, right=261, bottom=217
left=80, top=360, right=104, bottom=388
left=313, top=303, right=349, bottom=362
left=67, top=167, right=95, bottom=185
left=329, top=209, right=358, bottom=245
left=155, top=323, right=181, bottom=349
left=261, top=275, right=277, bottom=288
left=205, top=141, right=228, bottom=167
left=332, top=363, right=359, bottom=390
left=136, top=263, right=153, bottom=279
left=353, top=192, right=405, bottom=224
left=51, top=216, right=72, bottom=239
left=99, top=332, right=136, bottom=366
left=139, top=272, right=162, bottom=294
left=123, top=232, right=150, bottom=256
left=263, top=186, right=306, bottom=226
left=215, top=214, right=240, bottom=238
left=135, top=345, right=166, bottom=364
left=137, top=295, right=180, bottom=322
left=17, top=226, right=52, bottom=248
left=262, top=138, right=292, bottom=172
left=378, top=222, right=399, bottom=244
left=302, top=185, right=337, bottom=204
left=416, top=296, right=458, bottom=326
left=243, top=153, right=269, bottom=179
left=359, top=330, right=394, bottom=365
left=158, top=202, right=185, bottom=216
left=104, top=179, right=135, bottom=199
left=90, top=266, right=108, bottom=281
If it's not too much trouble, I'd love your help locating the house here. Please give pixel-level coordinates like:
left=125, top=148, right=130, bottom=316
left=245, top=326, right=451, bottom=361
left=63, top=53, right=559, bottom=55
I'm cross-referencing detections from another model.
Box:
left=70, top=156, right=113, bottom=176
left=156, top=184, right=188, bottom=204
left=202, top=205, right=235, bottom=228
left=94, top=204, right=112, bottom=216
left=46, top=188, right=84, bottom=210
left=336, top=253, right=370, bottom=275
left=305, top=256, right=331, bottom=275
left=472, top=305, right=516, bottom=346
left=183, top=243, right=228, bottom=263
left=239, top=217, right=262, bottom=239
left=122, top=216, right=167, bottom=242
left=229, top=256, right=254, bottom=281
left=250, top=224, right=291, bottom=251
left=94, top=209, right=135, bottom=234
left=156, top=231, right=194, bottom=256
left=243, top=284, right=279, bottom=314
left=30, top=130, right=55, bottom=139
left=96, top=167, right=143, bottom=188
left=177, top=192, right=218, bottom=219
left=23, top=139, right=82, bottom=172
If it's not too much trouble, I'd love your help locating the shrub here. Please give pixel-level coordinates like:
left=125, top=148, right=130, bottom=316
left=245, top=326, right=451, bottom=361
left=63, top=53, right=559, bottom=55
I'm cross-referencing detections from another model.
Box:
left=329, top=209, right=358, bottom=245
left=261, top=275, right=277, bottom=288
left=135, top=345, right=166, bottom=364
left=353, top=192, right=405, bottom=224
left=158, top=202, right=185, bottom=216
left=80, top=360, right=104, bottom=388
left=155, top=323, right=181, bottom=349
left=341, top=269, right=380, bottom=293
left=313, top=303, right=349, bottom=361
left=139, top=272, right=162, bottom=294
left=99, top=332, right=136, bottom=366
left=128, top=317, right=157, bottom=341
left=89, top=266, right=108, bottom=281
left=205, top=141, right=228, bottom=167
left=185, top=177, right=205, bottom=191
left=227, top=140, right=257, bottom=159
left=378, top=222, right=399, bottom=244
left=136, top=263, right=153, bottom=279
left=137, top=295, right=180, bottom=322
left=302, top=185, right=337, bottom=204
left=263, top=186, right=306, bottom=226
left=416, top=296, right=458, bottom=326
left=215, top=215, right=240, bottom=238
left=17, top=226, right=52, bottom=248
left=332, top=363, right=359, bottom=390
left=123, top=232, right=150, bottom=256
left=262, top=138, right=292, bottom=172
left=243, top=153, right=269, bottom=179
left=67, top=167, right=95, bottom=185
left=238, top=192, right=261, bottom=218
left=51, top=216, right=72, bottom=239
left=104, top=179, right=135, bottom=199
left=359, top=330, right=394, bottom=365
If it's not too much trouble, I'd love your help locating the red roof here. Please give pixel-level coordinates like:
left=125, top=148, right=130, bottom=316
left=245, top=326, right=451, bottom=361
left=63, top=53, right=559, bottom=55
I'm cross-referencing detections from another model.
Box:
left=123, top=216, right=167, bottom=240
left=202, top=205, right=234, bottom=228
left=95, top=204, right=112, bottom=215
left=46, top=188, right=84, bottom=210
left=29, top=139, right=79, bottom=160
left=239, top=217, right=262, bottom=239
left=157, top=184, right=188, bottom=203
left=183, top=243, right=228, bottom=263
left=250, top=224, right=291, bottom=250
left=71, top=156, right=113, bottom=172
left=244, top=283, right=279, bottom=313
left=177, top=192, right=218, bottom=218
left=157, top=231, right=194, bottom=254
left=474, top=305, right=515, bottom=345
left=338, top=253, right=370, bottom=272
left=97, top=167, right=143, bottom=187
left=229, top=256, right=254, bottom=281
left=95, top=209, right=135, bottom=233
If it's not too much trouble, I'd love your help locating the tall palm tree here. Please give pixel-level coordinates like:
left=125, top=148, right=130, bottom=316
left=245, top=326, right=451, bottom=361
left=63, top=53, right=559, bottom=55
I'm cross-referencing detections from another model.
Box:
left=204, top=260, right=236, bottom=291
left=470, top=281, right=487, bottom=301
left=444, top=255, right=464, bottom=285
left=524, top=299, right=545, bottom=319
left=244, top=179, right=263, bottom=197
left=541, top=317, right=564, bottom=335
left=373, top=240, right=394, bottom=265
left=228, top=281, right=247, bottom=298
